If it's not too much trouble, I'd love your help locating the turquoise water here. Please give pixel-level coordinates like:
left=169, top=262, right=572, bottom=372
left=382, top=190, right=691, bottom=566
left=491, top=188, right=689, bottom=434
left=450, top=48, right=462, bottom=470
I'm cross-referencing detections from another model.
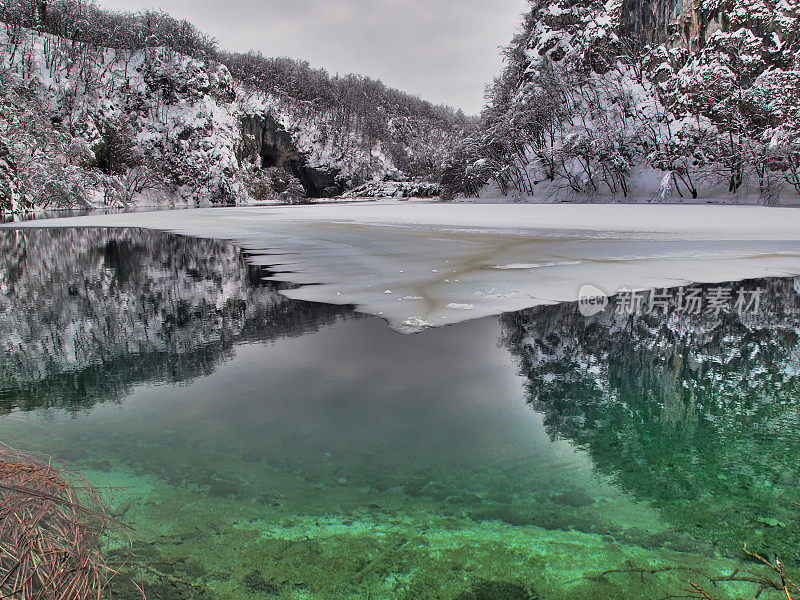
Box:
left=0, top=228, right=798, bottom=599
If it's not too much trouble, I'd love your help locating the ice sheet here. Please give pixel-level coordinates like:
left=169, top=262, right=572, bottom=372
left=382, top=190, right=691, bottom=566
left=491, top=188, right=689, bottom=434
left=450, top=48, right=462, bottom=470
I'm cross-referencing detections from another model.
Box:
left=5, top=203, right=800, bottom=332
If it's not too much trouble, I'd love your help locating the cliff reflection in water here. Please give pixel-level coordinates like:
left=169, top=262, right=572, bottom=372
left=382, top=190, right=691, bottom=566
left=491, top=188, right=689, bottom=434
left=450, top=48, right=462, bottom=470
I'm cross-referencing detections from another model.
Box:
left=501, top=279, right=800, bottom=559
left=0, top=228, right=353, bottom=413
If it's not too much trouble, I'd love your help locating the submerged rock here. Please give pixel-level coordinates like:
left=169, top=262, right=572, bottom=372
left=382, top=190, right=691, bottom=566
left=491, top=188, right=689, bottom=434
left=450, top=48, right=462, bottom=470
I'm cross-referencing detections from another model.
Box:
left=242, top=570, right=280, bottom=594
left=551, top=488, right=595, bottom=508
left=454, top=580, right=536, bottom=600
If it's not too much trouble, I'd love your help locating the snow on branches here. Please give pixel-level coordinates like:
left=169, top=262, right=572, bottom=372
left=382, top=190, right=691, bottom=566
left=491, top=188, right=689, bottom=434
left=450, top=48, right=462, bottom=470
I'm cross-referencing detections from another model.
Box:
left=443, top=0, right=800, bottom=203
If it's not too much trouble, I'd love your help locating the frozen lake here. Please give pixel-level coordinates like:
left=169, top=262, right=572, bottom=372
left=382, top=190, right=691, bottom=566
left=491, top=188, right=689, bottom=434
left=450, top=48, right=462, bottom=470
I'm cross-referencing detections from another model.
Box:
left=5, top=202, right=800, bottom=331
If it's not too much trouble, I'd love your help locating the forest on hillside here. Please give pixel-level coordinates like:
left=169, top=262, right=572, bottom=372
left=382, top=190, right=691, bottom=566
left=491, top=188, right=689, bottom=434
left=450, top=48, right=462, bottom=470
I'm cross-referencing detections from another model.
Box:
left=442, top=0, right=800, bottom=203
left=0, top=0, right=469, bottom=211
left=2, top=0, right=799, bottom=210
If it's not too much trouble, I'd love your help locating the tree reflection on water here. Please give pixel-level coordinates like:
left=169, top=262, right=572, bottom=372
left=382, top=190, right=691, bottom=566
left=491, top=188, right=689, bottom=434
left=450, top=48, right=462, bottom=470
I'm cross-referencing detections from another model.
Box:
left=502, top=280, right=800, bottom=562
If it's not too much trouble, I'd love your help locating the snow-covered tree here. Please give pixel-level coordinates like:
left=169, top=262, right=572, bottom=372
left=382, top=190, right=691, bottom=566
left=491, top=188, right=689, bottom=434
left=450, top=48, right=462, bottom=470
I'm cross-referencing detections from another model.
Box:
left=0, top=136, right=22, bottom=212
left=0, top=0, right=467, bottom=213
left=445, top=0, right=800, bottom=203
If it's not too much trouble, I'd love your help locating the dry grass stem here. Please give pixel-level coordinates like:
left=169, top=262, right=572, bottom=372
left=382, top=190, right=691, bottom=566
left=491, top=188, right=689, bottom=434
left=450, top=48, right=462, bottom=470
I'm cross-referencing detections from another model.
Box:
left=0, top=444, right=136, bottom=600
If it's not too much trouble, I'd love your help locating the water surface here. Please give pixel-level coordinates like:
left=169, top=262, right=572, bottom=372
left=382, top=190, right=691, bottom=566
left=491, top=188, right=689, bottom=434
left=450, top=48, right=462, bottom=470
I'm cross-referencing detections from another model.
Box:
left=1, top=228, right=798, bottom=600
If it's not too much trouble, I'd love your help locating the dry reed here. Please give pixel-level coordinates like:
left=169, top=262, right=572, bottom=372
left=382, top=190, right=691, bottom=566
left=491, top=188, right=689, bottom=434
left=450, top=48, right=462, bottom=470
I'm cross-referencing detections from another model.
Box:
left=0, top=444, right=133, bottom=600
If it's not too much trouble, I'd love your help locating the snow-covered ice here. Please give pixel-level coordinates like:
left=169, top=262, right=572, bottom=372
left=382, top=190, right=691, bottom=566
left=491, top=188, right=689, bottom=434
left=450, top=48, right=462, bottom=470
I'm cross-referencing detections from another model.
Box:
left=5, top=202, right=800, bottom=332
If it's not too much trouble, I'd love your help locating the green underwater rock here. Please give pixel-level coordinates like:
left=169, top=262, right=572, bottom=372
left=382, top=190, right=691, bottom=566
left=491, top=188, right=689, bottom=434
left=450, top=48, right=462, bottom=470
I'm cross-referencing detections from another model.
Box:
left=453, top=580, right=535, bottom=600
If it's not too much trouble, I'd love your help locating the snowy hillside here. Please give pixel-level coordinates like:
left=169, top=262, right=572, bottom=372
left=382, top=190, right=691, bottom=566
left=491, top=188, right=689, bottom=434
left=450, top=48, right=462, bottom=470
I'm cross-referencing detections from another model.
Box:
left=442, top=0, right=800, bottom=203
left=0, top=1, right=466, bottom=213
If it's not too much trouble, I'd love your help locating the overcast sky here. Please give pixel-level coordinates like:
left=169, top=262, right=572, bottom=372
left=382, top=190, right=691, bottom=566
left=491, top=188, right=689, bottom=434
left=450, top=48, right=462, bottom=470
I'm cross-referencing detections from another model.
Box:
left=94, top=0, right=529, bottom=114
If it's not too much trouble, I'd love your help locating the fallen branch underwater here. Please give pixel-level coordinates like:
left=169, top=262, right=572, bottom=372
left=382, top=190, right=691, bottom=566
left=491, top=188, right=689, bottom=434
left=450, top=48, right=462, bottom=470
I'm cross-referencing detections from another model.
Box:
left=669, top=543, right=800, bottom=600
left=571, top=542, right=799, bottom=600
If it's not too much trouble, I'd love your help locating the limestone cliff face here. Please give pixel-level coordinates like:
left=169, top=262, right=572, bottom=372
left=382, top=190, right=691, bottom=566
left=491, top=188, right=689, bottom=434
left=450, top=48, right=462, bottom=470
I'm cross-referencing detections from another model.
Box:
left=618, top=0, right=731, bottom=52
left=0, top=22, right=461, bottom=213
left=443, top=0, right=799, bottom=202
left=619, top=0, right=687, bottom=46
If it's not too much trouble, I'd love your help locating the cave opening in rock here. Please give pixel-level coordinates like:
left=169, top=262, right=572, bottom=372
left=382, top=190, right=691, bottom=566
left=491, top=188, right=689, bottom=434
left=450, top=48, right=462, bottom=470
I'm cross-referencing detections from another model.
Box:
left=241, top=114, right=343, bottom=198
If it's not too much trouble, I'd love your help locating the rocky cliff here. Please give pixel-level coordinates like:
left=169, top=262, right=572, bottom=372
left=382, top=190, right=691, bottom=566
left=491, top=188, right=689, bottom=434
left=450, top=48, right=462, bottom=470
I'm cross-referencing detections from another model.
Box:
left=619, top=0, right=687, bottom=46
left=238, top=114, right=344, bottom=198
